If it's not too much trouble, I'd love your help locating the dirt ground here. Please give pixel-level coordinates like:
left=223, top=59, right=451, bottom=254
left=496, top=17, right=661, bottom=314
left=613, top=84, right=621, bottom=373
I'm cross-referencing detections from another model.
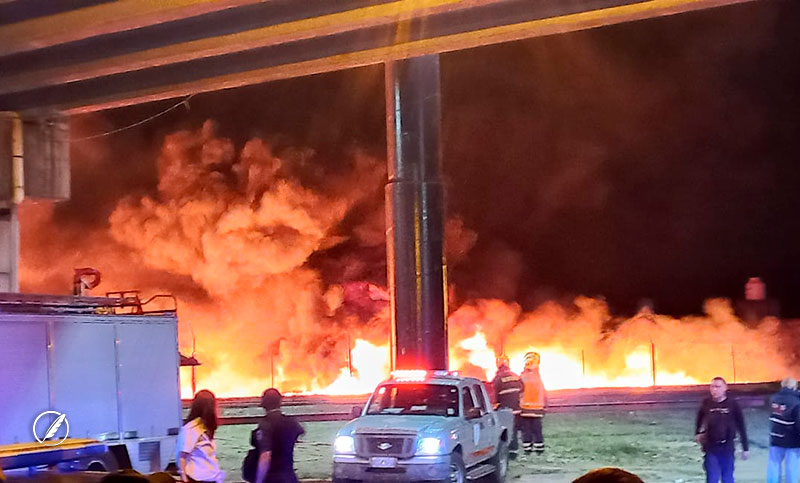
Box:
left=214, top=406, right=771, bottom=482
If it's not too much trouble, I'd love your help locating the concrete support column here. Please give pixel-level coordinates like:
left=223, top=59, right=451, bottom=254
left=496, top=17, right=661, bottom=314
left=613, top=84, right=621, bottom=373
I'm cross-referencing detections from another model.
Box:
left=385, top=55, right=448, bottom=371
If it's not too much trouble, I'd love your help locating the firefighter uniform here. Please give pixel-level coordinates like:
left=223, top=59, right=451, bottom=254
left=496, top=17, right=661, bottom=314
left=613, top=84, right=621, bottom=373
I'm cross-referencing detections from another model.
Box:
left=492, top=359, right=523, bottom=454
left=520, top=352, right=546, bottom=454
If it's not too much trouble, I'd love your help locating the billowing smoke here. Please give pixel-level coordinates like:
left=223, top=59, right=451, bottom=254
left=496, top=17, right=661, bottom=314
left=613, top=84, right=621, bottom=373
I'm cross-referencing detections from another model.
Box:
left=98, top=120, right=395, bottom=393
left=20, top=117, right=484, bottom=395
left=19, top=118, right=795, bottom=395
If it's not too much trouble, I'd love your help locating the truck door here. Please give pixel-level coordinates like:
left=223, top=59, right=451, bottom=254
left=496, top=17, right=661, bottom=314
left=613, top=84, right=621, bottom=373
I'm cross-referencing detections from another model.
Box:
left=117, top=320, right=181, bottom=440
left=50, top=320, right=120, bottom=440
left=471, top=383, right=495, bottom=461
left=462, top=386, right=492, bottom=465
left=0, top=317, right=50, bottom=445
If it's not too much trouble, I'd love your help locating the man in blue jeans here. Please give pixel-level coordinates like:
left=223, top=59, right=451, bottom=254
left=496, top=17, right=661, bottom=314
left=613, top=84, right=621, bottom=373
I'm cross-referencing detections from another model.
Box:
left=767, top=377, right=800, bottom=483
left=695, top=377, right=749, bottom=483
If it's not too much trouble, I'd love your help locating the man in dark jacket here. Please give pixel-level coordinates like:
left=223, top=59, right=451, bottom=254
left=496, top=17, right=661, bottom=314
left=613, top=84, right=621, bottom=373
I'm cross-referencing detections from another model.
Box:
left=767, top=377, right=800, bottom=483
left=254, top=388, right=305, bottom=483
left=695, top=377, right=749, bottom=483
left=492, top=355, right=523, bottom=457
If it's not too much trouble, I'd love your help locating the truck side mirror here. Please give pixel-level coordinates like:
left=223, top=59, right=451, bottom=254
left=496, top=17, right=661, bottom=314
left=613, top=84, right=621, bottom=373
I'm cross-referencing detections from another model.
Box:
left=466, top=407, right=482, bottom=420
left=350, top=406, right=363, bottom=418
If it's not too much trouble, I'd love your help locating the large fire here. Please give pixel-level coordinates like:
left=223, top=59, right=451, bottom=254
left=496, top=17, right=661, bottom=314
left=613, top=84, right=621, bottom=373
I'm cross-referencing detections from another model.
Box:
left=19, top=121, right=795, bottom=399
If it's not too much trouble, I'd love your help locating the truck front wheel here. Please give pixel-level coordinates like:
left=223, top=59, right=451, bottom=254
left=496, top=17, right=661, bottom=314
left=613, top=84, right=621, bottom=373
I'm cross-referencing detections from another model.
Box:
left=445, top=452, right=466, bottom=483
left=488, top=439, right=509, bottom=483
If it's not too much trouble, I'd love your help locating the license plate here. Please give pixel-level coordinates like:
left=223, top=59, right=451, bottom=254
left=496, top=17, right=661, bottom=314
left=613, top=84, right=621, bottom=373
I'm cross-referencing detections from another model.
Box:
left=370, top=456, right=397, bottom=468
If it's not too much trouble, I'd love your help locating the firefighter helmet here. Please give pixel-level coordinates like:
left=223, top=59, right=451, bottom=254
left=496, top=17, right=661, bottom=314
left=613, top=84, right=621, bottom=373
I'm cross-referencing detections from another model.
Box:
left=496, top=355, right=509, bottom=368
left=524, top=351, right=540, bottom=369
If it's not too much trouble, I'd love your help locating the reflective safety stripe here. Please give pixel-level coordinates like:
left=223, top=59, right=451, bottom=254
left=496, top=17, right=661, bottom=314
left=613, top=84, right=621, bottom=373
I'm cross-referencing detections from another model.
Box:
left=499, top=388, right=521, bottom=394
left=770, top=417, right=795, bottom=425
left=471, top=445, right=495, bottom=458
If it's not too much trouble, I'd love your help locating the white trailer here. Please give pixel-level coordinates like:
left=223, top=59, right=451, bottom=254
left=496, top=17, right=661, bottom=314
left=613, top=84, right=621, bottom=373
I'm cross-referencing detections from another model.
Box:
left=0, top=293, right=182, bottom=474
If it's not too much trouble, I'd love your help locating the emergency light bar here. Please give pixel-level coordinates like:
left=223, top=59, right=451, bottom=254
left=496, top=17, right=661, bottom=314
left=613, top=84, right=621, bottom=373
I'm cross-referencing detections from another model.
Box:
left=390, top=370, right=459, bottom=381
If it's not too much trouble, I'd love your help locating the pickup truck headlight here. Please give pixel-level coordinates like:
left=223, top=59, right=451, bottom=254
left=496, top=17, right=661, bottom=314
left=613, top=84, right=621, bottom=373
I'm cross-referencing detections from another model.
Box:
left=334, top=435, right=356, bottom=454
left=416, top=437, right=444, bottom=455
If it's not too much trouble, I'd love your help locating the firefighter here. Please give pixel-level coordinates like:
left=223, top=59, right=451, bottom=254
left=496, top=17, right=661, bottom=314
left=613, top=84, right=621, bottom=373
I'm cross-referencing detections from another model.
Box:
left=492, top=355, right=523, bottom=457
left=520, top=351, right=547, bottom=454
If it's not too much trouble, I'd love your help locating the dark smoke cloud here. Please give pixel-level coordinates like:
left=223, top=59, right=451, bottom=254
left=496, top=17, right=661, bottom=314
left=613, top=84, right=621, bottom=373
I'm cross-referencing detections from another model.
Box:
left=442, top=0, right=800, bottom=315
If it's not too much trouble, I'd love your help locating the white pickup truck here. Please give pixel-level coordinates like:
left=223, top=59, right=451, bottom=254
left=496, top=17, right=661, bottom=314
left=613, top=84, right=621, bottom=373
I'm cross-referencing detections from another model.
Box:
left=332, top=370, right=513, bottom=483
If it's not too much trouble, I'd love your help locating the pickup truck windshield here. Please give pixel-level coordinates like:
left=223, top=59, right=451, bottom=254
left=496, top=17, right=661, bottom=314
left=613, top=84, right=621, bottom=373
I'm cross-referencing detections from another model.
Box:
left=366, top=384, right=459, bottom=417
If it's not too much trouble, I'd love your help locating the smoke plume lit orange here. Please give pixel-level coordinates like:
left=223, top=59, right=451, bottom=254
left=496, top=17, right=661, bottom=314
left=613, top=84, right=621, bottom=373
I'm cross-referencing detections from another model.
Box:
left=18, top=121, right=795, bottom=398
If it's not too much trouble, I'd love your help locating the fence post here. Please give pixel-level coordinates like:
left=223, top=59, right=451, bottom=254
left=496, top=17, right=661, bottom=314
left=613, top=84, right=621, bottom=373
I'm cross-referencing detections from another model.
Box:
left=651, top=342, right=657, bottom=387
left=581, top=349, right=586, bottom=379
left=348, top=335, right=353, bottom=376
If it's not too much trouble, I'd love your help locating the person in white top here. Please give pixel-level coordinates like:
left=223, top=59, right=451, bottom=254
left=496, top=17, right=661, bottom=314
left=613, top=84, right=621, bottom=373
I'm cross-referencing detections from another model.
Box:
left=176, top=390, right=225, bottom=483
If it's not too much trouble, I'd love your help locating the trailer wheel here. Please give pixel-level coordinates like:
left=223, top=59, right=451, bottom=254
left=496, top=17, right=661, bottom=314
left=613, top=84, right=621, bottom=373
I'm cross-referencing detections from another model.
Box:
left=78, top=451, right=119, bottom=473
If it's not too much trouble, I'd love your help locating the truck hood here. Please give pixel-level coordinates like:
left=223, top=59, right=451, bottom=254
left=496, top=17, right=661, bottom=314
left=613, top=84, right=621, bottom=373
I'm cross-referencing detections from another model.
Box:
left=340, top=415, right=451, bottom=436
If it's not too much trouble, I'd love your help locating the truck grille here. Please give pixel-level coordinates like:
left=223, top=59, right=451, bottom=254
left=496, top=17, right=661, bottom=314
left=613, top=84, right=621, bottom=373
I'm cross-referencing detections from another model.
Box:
left=356, top=435, right=415, bottom=458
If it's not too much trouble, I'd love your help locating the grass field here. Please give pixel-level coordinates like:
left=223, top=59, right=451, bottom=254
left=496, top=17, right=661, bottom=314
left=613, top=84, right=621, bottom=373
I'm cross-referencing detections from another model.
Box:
left=214, top=406, right=772, bottom=482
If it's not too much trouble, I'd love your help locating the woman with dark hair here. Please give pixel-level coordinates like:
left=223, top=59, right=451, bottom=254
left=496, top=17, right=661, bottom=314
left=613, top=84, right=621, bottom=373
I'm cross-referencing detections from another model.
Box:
left=176, top=390, right=225, bottom=483
left=572, top=467, right=644, bottom=483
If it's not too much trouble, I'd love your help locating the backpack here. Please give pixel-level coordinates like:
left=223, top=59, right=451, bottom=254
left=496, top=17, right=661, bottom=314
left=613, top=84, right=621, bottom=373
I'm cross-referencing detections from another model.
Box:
left=242, top=428, right=259, bottom=482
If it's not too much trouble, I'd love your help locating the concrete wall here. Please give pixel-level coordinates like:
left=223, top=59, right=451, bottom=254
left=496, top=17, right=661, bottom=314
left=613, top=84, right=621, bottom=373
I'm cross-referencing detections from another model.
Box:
left=23, top=116, right=70, bottom=200
left=0, top=113, right=69, bottom=293
left=0, top=207, right=18, bottom=292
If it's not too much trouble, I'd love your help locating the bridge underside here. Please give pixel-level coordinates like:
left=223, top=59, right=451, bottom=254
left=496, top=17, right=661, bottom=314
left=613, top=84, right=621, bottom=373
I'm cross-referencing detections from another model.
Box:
left=0, top=0, right=753, bottom=114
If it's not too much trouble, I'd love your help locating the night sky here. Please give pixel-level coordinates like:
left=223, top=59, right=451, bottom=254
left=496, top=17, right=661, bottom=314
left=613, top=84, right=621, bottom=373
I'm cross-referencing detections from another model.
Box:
left=72, top=0, right=800, bottom=317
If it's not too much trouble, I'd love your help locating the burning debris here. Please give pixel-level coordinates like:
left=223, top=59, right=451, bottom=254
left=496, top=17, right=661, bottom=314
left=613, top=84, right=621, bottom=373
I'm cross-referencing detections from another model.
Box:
left=18, top=120, right=796, bottom=397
